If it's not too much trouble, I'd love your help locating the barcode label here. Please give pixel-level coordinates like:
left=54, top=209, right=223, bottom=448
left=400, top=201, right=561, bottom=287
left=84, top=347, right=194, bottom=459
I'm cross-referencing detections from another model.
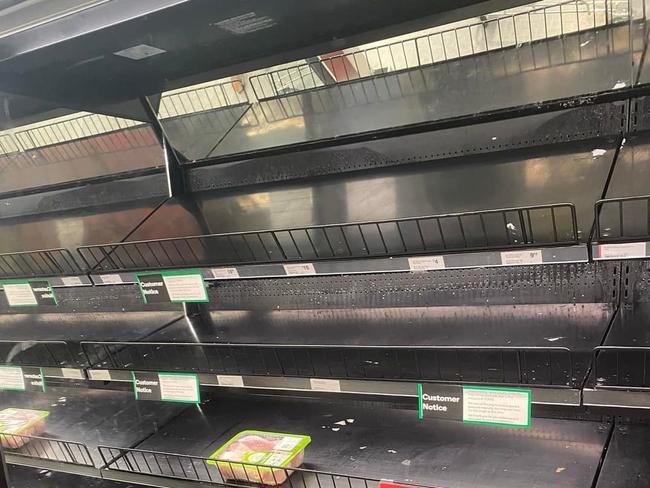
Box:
left=310, top=378, right=341, bottom=392
left=217, top=375, right=245, bottom=387
left=283, top=263, right=316, bottom=276
left=408, top=256, right=445, bottom=271
left=60, top=276, right=83, bottom=287
left=100, top=274, right=123, bottom=284
left=89, top=370, right=112, bottom=381
left=597, top=242, right=647, bottom=259
left=501, top=249, right=543, bottom=265
left=211, top=267, right=240, bottom=279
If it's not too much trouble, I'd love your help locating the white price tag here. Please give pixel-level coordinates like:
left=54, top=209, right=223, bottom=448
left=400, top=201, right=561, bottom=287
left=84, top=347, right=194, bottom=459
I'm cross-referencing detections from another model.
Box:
left=501, top=249, right=543, bottom=266
left=0, top=366, right=25, bottom=391
left=217, top=375, right=245, bottom=387
left=61, top=369, right=85, bottom=380
left=283, top=263, right=316, bottom=276
left=162, top=273, right=208, bottom=302
left=89, top=370, right=112, bottom=381
left=211, top=268, right=240, bottom=279
left=310, top=378, right=341, bottom=392
left=3, top=283, right=38, bottom=307
left=408, top=256, right=445, bottom=271
left=100, top=274, right=123, bottom=284
left=159, top=373, right=200, bottom=403
left=597, top=242, right=647, bottom=259
left=60, top=276, right=83, bottom=287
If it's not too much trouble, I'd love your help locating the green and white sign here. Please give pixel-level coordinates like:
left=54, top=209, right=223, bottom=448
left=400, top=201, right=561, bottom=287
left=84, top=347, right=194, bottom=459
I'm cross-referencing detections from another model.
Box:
left=1, top=280, right=57, bottom=307
left=132, top=371, right=201, bottom=404
left=418, top=383, right=531, bottom=428
left=136, top=270, right=208, bottom=304
left=0, top=366, right=46, bottom=392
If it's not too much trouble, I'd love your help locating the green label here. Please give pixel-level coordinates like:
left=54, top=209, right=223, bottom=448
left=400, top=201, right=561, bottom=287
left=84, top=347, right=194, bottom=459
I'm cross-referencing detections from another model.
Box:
left=418, top=383, right=531, bottom=428
left=1, top=280, right=57, bottom=307
left=136, top=270, right=208, bottom=304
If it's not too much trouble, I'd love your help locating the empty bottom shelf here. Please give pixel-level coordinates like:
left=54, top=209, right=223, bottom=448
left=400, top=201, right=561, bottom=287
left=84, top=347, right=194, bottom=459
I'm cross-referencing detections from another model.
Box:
left=111, top=393, right=609, bottom=488
left=595, top=424, right=650, bottom=488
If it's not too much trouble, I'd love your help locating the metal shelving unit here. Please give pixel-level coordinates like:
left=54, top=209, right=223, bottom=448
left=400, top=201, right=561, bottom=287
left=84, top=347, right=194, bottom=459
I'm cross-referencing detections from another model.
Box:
left=3, top=1, right=650, bottom=487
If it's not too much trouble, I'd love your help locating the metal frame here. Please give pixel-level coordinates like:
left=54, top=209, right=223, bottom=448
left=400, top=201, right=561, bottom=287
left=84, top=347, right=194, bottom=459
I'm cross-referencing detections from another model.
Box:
left=594, top=195, right=650, bottom=242
left=0, top=434, right=93, bottom=467
left=0, top=248, right=81, bottom=279
left=0, top=340, right=75, bottom=368
left=76, top=203, right=578, bottom=273
left=98, top=444, right=438, bottom=488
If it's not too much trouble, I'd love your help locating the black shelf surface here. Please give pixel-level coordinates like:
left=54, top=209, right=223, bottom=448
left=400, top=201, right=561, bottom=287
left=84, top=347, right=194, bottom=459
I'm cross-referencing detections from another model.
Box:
left=79, top=138, right=616, bottom=274
left=594, top=303, right=650, bottom=389
left=7, top=465, right=133, bottom=488
left=86, top=300, right=613, bottom=388
left=168, top=24, right=635, bottom=161
left=595, top=424, right=650, bottom=488
left=0, top=312, right=183, bottom=369
left=117, top=394, right=609, bottom=488
left=0, top=386, right=185, bottom=466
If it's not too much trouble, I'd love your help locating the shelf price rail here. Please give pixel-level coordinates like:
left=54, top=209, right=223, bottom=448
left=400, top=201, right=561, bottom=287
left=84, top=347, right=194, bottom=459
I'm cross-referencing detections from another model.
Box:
left=78, top=203, right=583, bottom=281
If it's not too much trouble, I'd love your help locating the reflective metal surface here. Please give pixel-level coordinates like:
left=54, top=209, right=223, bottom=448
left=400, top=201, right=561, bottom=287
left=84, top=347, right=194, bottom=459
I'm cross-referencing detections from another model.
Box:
left=178, top=24, right=634, bottom=160
left=136, top=394, right=609, bottom=488
left=131, top=138, right=616, bottom=243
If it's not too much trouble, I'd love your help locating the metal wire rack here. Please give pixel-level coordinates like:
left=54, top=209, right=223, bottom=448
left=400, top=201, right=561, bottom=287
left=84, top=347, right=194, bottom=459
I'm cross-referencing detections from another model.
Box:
left=98, top=444, right=438, bottom=488
left=0, top=249, right=81, bottom=279
left=0, top=340, right=74, bottom=368
left=249, top=0, right=624, bottom=101
left=76, top=203, right=578, bottom=273
left=594, top=195, right=650, bottom=242
left=82, top=342, right=578, bottom=387
left=594, top=345, right=650, bottom=389
left=0, top=434, right=94, bottom=467
left=158, top=80, right=250, bottom=119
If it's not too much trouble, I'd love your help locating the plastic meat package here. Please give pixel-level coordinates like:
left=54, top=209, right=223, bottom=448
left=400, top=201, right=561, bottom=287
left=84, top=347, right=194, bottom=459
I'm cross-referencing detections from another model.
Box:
left=207, top=430, right=311, bottom=485
left=0, top=408, right=49, bottom=448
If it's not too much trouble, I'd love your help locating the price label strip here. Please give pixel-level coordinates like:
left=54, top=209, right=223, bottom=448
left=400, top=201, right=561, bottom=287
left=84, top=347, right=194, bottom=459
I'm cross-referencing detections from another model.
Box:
left=137, top=270, right=209, bottom=304
left=1, top=280, right=57, bottom=307
left=418, top=383, right=531, bottom=428
left=0, top=366, right=46, bottom=392
left=132, top=372, right=201, bottom=404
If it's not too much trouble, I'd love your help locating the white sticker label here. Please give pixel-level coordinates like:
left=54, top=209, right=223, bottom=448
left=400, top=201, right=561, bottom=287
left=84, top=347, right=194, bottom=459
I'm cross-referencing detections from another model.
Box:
left=60, top=276, right=84, bottom=287
left=310, top=378, right=341, bottom=392
left=283, top=263, right=316, bottom=276
left=89, top=370, right=112, bottom=381
left=162, top=274, right=208, bottom=302
left=113, top=43, right=166, bottom=60
left=60, top=369, right=84, bottom=379
left=159, top=374, right=200, bottom=403
left=597, top=242, right=647, bottom=259
left=100, top=274, right=123, bottom=284
left=463, top=388, right=530, bottom=427
left=212, top=268, right=240, bottom=279
left=3, top=283, right=38, bottom=307
left=217, top=375, right=245, bottom=387
left=501, top=249, right=543, bottom=265
left=408, top=256, right=445, bottom=271
left=0, top=367, right=25, bottom=391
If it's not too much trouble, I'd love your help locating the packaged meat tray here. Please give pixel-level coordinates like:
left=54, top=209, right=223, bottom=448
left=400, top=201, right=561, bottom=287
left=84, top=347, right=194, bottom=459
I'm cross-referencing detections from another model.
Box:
left=207, top=430, right=311, bottom=485
left=0, top=408, right=49, bottom=448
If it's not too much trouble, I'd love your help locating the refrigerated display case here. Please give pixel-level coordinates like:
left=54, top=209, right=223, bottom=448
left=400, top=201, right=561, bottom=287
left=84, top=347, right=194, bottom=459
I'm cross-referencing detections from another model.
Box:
left=2, top=1, right=650, bottom=488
